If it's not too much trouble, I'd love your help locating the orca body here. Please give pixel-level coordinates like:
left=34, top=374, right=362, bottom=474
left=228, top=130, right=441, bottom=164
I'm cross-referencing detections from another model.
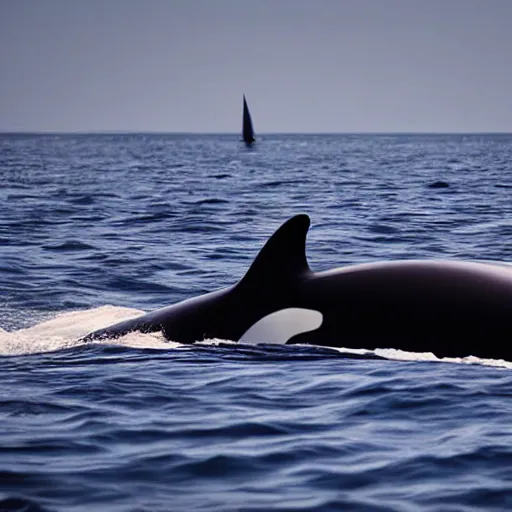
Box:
left=84, top=215, right=512, bottom=361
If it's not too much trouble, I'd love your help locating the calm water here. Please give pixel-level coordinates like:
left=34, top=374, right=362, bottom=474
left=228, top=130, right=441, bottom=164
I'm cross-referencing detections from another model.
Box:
left=1, top=133, right=512, bottom=511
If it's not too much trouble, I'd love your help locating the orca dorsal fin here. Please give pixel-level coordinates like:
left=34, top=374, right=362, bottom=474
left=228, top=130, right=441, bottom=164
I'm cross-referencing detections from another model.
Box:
left=239, top=214, right=311, bottom=288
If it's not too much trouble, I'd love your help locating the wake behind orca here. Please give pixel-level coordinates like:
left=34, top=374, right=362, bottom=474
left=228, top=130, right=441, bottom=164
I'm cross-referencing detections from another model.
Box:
left=84, top=215, right=512, bottom=361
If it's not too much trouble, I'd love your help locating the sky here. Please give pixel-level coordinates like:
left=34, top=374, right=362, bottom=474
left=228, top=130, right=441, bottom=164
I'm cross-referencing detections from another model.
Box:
left=1, top=0, right=511, bottom=133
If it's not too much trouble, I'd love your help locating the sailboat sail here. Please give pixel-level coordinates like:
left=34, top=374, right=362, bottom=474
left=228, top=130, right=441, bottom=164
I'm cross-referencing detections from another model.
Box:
left=242, top=95, right=255, bottom=144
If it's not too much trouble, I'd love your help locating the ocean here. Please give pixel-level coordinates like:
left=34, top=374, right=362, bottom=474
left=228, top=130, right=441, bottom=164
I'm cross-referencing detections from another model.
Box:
left=1, top=133, right=512, bottom=511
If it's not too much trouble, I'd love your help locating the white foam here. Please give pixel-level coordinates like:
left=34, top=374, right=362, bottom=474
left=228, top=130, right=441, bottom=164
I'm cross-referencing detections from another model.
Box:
left=374, top=347, right=512, bottom=369
left=285, top=344, right=511, bottom=369
left=0, top=306, right=177, bottom=356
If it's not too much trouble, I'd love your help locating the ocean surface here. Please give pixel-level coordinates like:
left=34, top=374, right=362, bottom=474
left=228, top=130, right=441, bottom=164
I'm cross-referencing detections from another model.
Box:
left=1, top=133, right=512, bottom=511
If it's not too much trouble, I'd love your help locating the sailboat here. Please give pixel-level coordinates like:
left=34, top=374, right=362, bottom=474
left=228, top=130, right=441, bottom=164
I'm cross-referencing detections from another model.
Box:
left=242, top=94, right=255, bottom=145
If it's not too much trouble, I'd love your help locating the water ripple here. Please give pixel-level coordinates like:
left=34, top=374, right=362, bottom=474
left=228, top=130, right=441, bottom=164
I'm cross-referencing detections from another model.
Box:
left=1, top=134, right=512, bottom=510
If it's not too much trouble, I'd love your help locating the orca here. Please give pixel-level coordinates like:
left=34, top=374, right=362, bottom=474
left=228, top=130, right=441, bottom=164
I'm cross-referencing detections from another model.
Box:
left=84, top=215, right=512, bottom=361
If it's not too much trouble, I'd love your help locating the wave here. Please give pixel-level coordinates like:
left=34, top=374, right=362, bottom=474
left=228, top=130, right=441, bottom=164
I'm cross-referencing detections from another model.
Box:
left=0, top=306, right=172, bottom=356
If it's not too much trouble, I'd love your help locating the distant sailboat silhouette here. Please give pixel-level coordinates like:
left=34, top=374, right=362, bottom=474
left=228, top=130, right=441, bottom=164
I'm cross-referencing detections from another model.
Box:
left=242, top=94, right=255, bottom=145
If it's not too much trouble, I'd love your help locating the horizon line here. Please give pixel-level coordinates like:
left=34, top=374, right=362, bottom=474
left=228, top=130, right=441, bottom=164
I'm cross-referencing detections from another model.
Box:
left=1, top=130, right=512, bottom=136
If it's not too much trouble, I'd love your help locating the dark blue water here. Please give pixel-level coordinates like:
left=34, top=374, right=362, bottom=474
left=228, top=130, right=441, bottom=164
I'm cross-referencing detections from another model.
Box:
left=1, top=133, right=512, bottom=511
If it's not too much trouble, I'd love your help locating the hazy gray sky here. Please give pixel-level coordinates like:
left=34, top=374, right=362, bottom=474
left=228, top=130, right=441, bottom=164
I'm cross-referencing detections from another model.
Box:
left=1, top=0, right=511, bottom=133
